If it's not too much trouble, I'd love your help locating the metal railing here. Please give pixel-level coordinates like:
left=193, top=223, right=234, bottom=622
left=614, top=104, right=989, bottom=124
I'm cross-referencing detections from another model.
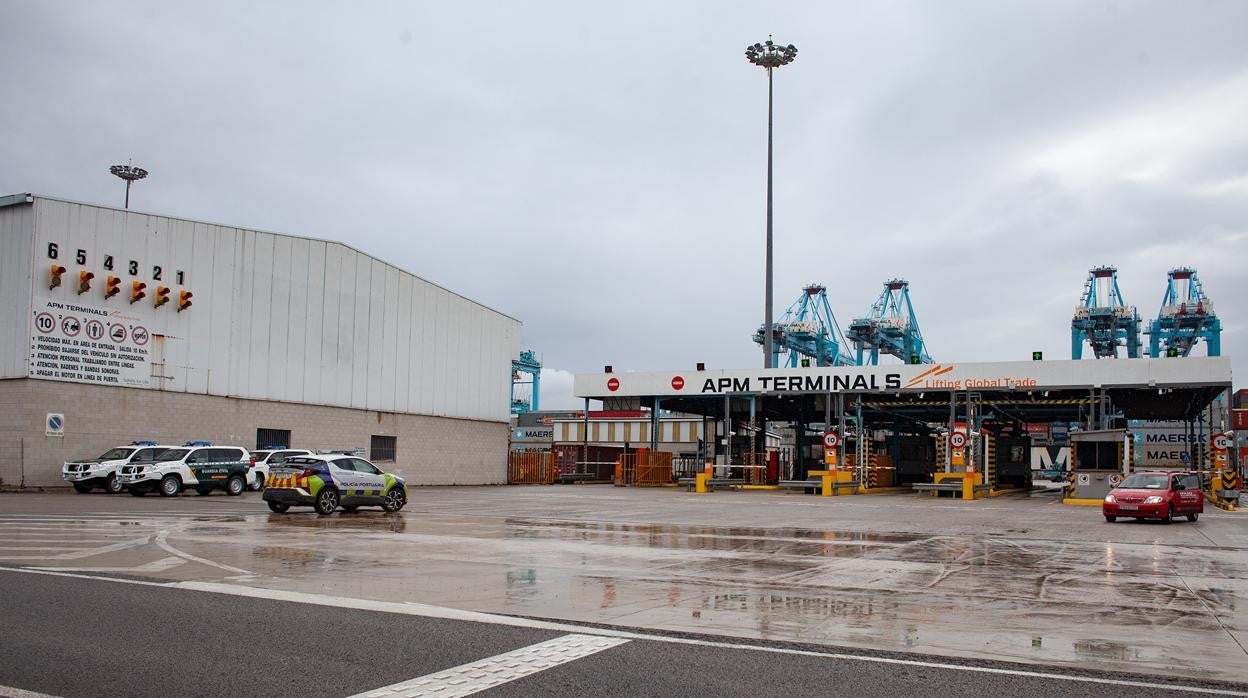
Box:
left=616, top=451, right=675, bottom=486
left=508, top=452, right=555, bottom=485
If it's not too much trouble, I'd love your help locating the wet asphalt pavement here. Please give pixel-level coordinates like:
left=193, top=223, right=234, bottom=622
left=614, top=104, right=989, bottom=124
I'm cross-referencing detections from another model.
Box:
left=1, top=486, right=1246, bottom=695
left=0, top=569, right=1234, bottom=697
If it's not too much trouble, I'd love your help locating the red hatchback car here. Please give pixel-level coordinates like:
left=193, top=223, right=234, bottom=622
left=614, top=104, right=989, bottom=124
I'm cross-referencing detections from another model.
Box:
left=1104, top=471, right=1203, bottom=523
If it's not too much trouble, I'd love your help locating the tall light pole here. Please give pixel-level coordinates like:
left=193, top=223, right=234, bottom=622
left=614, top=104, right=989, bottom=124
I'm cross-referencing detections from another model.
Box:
left=746, top=38, right=797, bottom=369
left=109, top=163, right=149, bottom=209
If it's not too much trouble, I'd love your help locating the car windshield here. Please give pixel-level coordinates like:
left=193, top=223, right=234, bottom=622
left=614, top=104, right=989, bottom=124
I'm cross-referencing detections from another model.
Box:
left=155, top=449, right=190, bottom=462
left=252, top=451, right=271, bottom=461
left=1120, top=474, right=1168, bottom=489
left=281, top=457, right=320, bottom=467
left=97, top=448, right=135, bottom=460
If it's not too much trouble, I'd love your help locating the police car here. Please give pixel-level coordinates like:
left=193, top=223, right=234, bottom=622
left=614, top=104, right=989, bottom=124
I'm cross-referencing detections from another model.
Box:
left=118, top=442, right=253, bottom=497
left=262, top=454, right=407, bottom=515
left=62, top=441, right=176, bottom=494
left=248, top=447, right=313, bottom=491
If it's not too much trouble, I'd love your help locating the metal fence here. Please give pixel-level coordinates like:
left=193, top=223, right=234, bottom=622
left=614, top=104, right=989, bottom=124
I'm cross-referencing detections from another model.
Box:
left=508, top=452, right=555, bottom=485
left=616, top=451, right=675, bottom=486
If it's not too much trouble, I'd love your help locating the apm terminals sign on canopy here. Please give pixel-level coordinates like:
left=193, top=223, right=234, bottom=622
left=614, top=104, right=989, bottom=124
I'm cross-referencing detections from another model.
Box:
left=29, top=297, right=151, bottom=388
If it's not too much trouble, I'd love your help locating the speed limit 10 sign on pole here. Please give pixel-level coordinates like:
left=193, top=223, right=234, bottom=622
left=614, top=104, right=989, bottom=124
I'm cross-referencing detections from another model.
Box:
left=1212, top=433, right=1231, bottom=451
left=949, top=432, right=967, bottom=449
left=823, top=431, right=840, bottom=449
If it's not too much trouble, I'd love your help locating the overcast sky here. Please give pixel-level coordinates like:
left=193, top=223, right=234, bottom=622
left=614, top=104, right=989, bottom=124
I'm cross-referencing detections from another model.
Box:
left=2, top=1, right=1245, bottom=409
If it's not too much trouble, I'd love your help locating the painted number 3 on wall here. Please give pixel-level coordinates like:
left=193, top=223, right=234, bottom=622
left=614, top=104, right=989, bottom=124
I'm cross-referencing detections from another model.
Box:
left=47, top=241, right=185, bottom=285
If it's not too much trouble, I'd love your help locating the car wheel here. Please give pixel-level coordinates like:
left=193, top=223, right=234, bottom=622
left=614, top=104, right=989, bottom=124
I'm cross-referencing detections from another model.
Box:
left=72, top=483, right=93, bottom=494
left=251, top=474, right=265, bottom=492
left=314, top=487, right=339, bottom=515
left=159, top=475, right=181, bottom=497
left=196, top=488, right=212, bottom=496
left=1104, top=515, right=1116, bottom=523
left=225, top=475, right=245, bottom=496
left=129, top=488, right=146, bottom=497
left=382, top=487, right=406, bottom=513
left=267, top=501, right=290, bottom=513
left=1162, top=506, right=1173, bottom=524
left=105, top=474, right=125, bottom=494
left=1187, top=513, right=1199, bottom=522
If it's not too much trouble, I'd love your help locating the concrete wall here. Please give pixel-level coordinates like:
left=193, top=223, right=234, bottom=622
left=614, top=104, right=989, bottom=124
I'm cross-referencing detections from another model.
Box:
left=0, top=378, right=506, bottom=489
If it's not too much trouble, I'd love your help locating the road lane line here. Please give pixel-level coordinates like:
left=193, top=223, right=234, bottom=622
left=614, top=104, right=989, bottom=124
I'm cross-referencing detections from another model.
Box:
left=351, top=634, right=628, bottom=697
left=0, top=684, right=61, bottom=698
left=153, top=530, right=252, bottom=577
left=1, top=566, right=1245, bottom=696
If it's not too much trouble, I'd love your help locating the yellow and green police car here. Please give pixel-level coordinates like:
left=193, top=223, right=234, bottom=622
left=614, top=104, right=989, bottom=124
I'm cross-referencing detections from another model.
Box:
left=262, top=454, right=407, bottom=515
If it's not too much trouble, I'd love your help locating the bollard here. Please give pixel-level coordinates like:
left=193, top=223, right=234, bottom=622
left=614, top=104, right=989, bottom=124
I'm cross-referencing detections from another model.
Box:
left=695, top=472, right=710, bottom=494
left=821, top=474, right=834, bottom=496
left=962, top=475, right=974, bottom=501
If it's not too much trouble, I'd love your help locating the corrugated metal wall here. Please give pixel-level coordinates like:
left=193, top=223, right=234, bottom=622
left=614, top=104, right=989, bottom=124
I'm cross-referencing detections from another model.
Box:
left=21, top=196, right=519, bottom=422
left=0, top=200, right=34, bottom=378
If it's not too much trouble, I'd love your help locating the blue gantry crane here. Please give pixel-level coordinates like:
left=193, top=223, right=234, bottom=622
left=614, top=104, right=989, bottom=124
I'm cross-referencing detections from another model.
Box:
left=1071, top=266, right=1141, bottom=359
left=1146, top=267, right=1221, bottom=358
left=753, top=284, right=855, bottom=367
left=510, top=349, right=541, bottom=415
left=845, top=279, right=932, bottom=365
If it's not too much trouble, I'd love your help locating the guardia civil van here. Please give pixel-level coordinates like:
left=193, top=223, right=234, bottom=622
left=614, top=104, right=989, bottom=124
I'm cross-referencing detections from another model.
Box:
left=118, top=442, right=253, bottom=497
left=62, top=441, right=176, bottom=494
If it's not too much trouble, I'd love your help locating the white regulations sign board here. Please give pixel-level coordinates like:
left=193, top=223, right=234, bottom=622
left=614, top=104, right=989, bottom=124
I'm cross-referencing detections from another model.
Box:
left=29, top=297, right=152, bottom=388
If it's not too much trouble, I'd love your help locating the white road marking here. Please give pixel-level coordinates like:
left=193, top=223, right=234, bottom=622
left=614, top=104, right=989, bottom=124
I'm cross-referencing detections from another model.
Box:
left=1, top=566, right=1244, bottom=696
left=0, top=683, right=61, bottom=697
left=153, top=530, right=253, bottom=577
left=352, top=634, right=629, bottom=697
left=0, top=538, right=150, bottom=561
left=28, top=556, right=187, bottom=574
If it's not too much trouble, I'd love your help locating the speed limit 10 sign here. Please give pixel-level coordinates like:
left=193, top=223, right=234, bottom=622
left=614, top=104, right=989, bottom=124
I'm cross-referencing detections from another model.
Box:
left=823, top=431, right=840, bottom=449
left=1212, top=433, right=1231, bottom=451
left=949, top=432, right=967, bottom=449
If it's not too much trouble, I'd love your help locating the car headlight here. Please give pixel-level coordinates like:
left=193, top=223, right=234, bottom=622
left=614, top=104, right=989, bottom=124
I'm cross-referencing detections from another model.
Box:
left=1143, top=496, right=1164, bottom=504
left=1104, top=494, right=1116, bottom=503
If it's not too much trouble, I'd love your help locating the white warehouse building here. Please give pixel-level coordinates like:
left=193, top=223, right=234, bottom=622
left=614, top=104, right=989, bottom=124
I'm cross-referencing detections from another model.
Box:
left=0, top=193, right=520, bottom=488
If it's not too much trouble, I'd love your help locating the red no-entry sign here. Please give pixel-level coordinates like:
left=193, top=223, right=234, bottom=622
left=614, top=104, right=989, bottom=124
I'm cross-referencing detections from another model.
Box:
left=607, top=377, right=620, bottom=392
left=949, top=432, right=967, bottom=449
left=671, top=376, right=685, bottom=390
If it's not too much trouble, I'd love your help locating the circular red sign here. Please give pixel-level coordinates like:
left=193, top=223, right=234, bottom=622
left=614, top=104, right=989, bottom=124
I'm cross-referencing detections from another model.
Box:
left=949, top=432, right=967, bottom=448
left=1212, top=433, right=1230, bottom=451
left=607, top=377, right=620, bottom=392
left=823, top=432, right=840, bottom=448
left=671, top=376, right=685, bottom=390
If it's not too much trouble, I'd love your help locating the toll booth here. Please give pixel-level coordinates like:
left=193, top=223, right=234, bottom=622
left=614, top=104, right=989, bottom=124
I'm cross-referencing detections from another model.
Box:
left=885, top=435, right=935, bottom=486
left=1067, top=429, right=1130, bottom=502
left=993, top=434, right=1033, bottom=488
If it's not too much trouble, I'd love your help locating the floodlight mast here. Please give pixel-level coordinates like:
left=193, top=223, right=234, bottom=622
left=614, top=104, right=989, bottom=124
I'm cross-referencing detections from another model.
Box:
left=745, top=37, right=797, bottom=369
left=109, top=163, right=149, bottom=209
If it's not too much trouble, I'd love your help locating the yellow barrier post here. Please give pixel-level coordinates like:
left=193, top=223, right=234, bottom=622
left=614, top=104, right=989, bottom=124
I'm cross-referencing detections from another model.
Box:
left=962, top=475, right=974, bottom=501
left=695, top=472, right=710, bottom=494
left=821, top=474, right=833, bottom=496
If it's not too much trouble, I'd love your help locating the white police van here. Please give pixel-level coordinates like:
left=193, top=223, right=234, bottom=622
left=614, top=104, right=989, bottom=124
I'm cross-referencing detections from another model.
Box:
left=248, top=446, right=313, bottom=491
left=62, top=441, right=175, bottom=494
left=118, top=442, right=254, bottom=497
